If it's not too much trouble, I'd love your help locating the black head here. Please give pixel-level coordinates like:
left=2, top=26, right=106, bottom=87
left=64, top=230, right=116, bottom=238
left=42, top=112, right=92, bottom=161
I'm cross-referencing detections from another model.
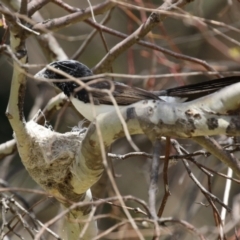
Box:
left=36, top=60, right=93, bottom=79
left=35, top=60, right=93, bottom=97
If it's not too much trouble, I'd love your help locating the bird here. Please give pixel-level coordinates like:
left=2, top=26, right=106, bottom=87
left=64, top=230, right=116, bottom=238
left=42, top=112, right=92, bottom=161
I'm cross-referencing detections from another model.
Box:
left=35, top=60, right=240, bottom=121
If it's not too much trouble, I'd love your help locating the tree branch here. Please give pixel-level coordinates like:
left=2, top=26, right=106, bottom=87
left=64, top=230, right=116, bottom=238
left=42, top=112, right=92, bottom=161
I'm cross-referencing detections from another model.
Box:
left=32, top=0, right=115, bottom=32
left=93, top=0, right=195, bottom=73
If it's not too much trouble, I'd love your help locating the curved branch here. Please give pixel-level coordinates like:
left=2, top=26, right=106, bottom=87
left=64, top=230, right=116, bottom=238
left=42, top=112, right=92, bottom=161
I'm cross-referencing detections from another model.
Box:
left=93, top=0, right=195, bottom=73
left=32, top=0, right=115, bottom=32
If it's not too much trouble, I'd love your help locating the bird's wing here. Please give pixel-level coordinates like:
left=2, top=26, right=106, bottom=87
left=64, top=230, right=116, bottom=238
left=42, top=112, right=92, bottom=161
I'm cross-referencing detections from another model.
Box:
left=50, top=74, right=240, bottom=105
left=154, top=76, right=240, bottom=101
left=74, top=80, right=160, bottom=105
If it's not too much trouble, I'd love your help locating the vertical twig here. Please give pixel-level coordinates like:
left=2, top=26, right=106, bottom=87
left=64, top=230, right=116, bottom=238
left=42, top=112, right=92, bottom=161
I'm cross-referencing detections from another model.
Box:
left=157, top=137, right=171, bottom=217
left=88, top=94, right=144, bottom=240
left=149, top=139, right=161, bottom=239
left=221, top=167, right=233, bottom=224
left=19, top=0, right=28, bottom=16
left=207, top=174, right=224, bottom=240
left=149, top=139, right=161, bottom=218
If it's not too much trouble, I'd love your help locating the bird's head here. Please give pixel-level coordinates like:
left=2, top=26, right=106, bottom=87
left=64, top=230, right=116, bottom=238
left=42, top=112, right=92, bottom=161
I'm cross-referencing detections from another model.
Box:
left=35, top=60, right=93, bottom=96
left=35, top=60, right=93, bottom=79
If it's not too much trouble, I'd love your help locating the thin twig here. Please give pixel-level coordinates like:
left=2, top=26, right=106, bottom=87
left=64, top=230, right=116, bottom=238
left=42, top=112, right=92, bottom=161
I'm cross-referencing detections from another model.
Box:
left=88, top=93, right=144, bottom=240
left=157, top=137, right=171, bottom=217
left=221, top=167, right=233, bottom=224
left=19, top=0, right=28, bottom=16
left=149, top=139, right=162, bottom=239
left=72, top=8, right=112, bottom=60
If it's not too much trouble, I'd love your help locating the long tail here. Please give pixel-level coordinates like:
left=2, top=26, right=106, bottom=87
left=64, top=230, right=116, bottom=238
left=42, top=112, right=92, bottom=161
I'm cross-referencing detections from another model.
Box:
left=153, top=76, right=240, bottom=101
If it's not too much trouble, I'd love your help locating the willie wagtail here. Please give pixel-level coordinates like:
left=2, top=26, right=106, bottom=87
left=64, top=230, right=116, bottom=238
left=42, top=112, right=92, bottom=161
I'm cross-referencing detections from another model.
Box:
left=35, top=60, right=240, bottom=121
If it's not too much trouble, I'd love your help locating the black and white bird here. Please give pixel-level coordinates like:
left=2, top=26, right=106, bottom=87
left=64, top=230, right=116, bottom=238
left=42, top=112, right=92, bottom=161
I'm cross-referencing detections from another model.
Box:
left=35, top=60, right=240, bottom=121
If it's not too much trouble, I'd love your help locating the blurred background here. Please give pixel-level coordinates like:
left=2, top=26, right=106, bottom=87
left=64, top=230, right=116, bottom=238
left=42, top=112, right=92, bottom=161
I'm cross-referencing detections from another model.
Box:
left=0, top=0, right=240, bottom=239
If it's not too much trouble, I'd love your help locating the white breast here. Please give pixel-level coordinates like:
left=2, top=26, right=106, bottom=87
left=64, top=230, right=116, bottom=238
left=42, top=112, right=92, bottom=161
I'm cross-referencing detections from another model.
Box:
left=71, top=97, right=120, bottom=121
